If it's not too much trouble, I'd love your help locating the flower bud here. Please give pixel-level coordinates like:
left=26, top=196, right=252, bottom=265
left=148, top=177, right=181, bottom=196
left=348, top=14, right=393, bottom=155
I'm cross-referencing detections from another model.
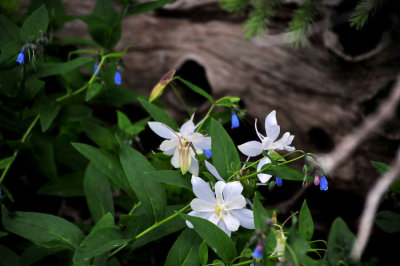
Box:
left=231, top=112, right=239, bottom=129
left=114, top=70, right=122, bottom=85
left=314, top=175, right=320, bottom=186
left=320, top=175, right=328, bottom=191
left=149, top=69, right=175, bottom=102
left=179, top=141, right=192, bottom=175
left=253, top=242, right=264, bottom=259
left=276, top=177, right=283, bottom=187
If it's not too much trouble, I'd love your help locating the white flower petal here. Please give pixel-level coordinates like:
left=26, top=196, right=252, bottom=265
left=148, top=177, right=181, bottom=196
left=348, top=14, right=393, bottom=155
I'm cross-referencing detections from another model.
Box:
left=148, top=122, right=176, bottom=139
left=238, top=141, right=263, bottom=157
left=190, top=134, right=211, bottom=150
left=160, top=139, right=178, bottom=152
left=265, top=110, right=277, bottom=133
left=254, top=119, right=265, bottom=141
left=257, top=158, right=272, bottom=183
left=217, top=220, right=231, bottom=237
left=222, top=182, right=243, bottom=202
left=188, top=157, right=199, bottom=176
left=222, top=211, right=240, bottom=231
left=230, top=209, right=255, bottom=229
left=191, top=198, right=216, bottom=212
left=225, top=195, right=246, bottom=210
left=180, top=114, right=195, bottom=137
left=205, top=161, right=224, bottom=181
left=284, top=145, right=295, bottom=152
left=186, top=210, right=212, bottom=228
left=171, top=148, right=180, bottom=168
left=215, top=181, right=226, bottom=206
left=191, top=176, right=216, bottom=203
left=274, top=132, right=293, bottom=149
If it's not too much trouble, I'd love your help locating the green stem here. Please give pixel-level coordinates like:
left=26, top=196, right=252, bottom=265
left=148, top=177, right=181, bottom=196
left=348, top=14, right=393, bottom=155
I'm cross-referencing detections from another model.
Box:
left=108, top=203, right=191, bottom=258
left=0, top=115, right=40, bottom=185
left=196, top=103, right=215, bottom=132
left=232, top=260, right=253, bottom=266
left=170, top=83, right=191, bottom=115
left=128, top=201, right=142, bottom=215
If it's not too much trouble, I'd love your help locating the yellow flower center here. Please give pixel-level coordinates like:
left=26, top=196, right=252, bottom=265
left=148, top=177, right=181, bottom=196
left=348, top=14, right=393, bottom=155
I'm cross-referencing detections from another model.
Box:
left=215, top=205, right=224, bottom=220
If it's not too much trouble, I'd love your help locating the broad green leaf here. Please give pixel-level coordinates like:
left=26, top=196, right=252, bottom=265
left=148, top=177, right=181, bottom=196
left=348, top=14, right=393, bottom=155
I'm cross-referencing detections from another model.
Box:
left=117, top=111, right=132, bottom=131
left=0, top=41, right=21, bottom=69
left=145, top=170, right=191, bottom=190
left=84, top=163, right=115, bottom=223
left=72, top=142, right=133, bottom=197
left=20, top=244, right=61, bottom=266
left=165, top=229, right=202, bottom=266
left=177, top=77, right=214, bottom=103
left=375, top=211, right=400, bottom=233
left=81, top=121, right=117, bottom=152
left=39, top=97, right=62, bottom=132
left=37, top=172, right=84, bottom=197
left=29, top=134, right=58, bottom=181
left=371, top=161, right=390, bottom=176
left=86, top=82, right=103, bottom=101
left=299, top=200, right=314, bottom=241
left=269, top=164, right=312, bottom=182
left=210, top=119, right=240, bottom=179
left=2, top=206, right=84, bottom=250
left=180, top=213, right=236, bottom=264
left=92, top=85, right=142, bottom=107
left=81, top=0, right=121, bottom=48
left=0, top=156, right=13, bottom=169
left=139, top=98, right=179, bottom=130
left=120, top=144, right=166, bottom=222
left=199, top=241, right=208, bottom=265
left=215, top=96, right=240, bottom=107
left=28, top=57, right=93, bottom=79
left=240, top=248, right=253, bottom=259
left=73, top=227, right=129, bottom=263
left=93, top=213, right=115, bottom=231
left=22, top=79, right=45, bottom=100
left=287, top=233, right=309, bottom=264
left=126, top=0, right=173, bottom=15
left=0, top=245, right=21, bottom=266
left=327, top=217, right=355, bottom=266
left=0, top=231, right=8, bottom=238
left=253, top=193, right=268, bottom=230
left=129, top=205, right=186, bottom=250
left=21, top=5, right=48, bottom=40
left=0, top=15, right=21, bottom=47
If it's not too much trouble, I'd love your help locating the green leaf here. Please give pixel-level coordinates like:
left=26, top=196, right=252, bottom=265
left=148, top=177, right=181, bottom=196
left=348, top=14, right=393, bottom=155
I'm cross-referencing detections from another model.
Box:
left=269, top=164, right=312, bottom=182
left=327, top=217, right=355, bottom=266
left=84, top=163, right=115, bottom=223
left=28, top=57, right=93, bottom=80
left=210, top=119, right=240, bottom=179
left=2, top=206, right=84, bottom=250
left=299, top=200, right=314, bottom=241
left=72, top=142, right=133, bottom=197
left=126, top=0, right=173, bottom=15
left=86, top=82, right=103, bottom=101
left=120, top=144, right=167, bottom=222
left=139, top=98, right=179, bottom=130
left=199, top=241, right=208, bottom=265
left=0, top=15, right=21, bottom=47
left=240, top=248, right=253, bottom=259
left=0, top=231, right=8, bottom=238
left=29, top=134, right=58, bottom=181
left=180, top=213, right=236, bottom=264
left=37, top=172, right=84, bottom=197
left=20, top=244, right=61, bottom=266
left=117, top=110, right=132, bottom=131
left=81, top=0, right=121, bottom=48
left=375, top=211, right=400, bottom=233
left=0, top=245, right=21, bottom=266
left=371, top=161, right=390, bottom=176
left=287, top=234, right=309, bottom=265
left=177, top=77, right=214, bottom=103
left=81, top=121, right=117, bottom=152
left=145, top=170, right=191, bottom=190
left=0, top=156, right=13, bottom=169
left=92, top=86, right=142, bottom=107
left=253, top=193, right=268, bottom=230
left=73, top=227, right=129, bottom=263
left=165, top=228, right=202, bottom=266
left=21, top=5, right=49, bottom=40
left=39, top=97, right=62, bottom=132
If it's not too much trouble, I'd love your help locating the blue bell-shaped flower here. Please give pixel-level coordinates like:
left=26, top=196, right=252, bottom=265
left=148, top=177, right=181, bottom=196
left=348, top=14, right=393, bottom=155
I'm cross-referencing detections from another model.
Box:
left=16, top=49, right=25, bottom=64
left=231, top=112, right=239, bottom=129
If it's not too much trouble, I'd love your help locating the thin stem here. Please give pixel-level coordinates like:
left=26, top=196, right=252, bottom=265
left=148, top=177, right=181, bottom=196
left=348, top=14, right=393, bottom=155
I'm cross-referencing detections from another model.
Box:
left=195, top=103, right=215, bottom=132
left=232, top=260, right=253, bottom=266
left=128, top=202, right=142, bottom=215
left=170, top=83, right=191, bottom=115
left=0, top=115, right=40, bottom=185
left=108, top=204, right=191, bottom=258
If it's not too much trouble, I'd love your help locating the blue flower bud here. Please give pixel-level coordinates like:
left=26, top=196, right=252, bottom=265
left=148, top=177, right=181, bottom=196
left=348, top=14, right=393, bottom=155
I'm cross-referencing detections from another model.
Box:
left=253, top=243, right=263, bottom=259
left=93, top=63, right=100, bottom=76
left=276, top=177, right=283, bottom=187
left=114, top=70, right=121, bottom=85
left=16, top=49, right=25, bottom=64
left=204, top=149, right=212, bottom=159
left=320, top=176, right=328, bottom=191
left=231, top=112, right=239, bottom=129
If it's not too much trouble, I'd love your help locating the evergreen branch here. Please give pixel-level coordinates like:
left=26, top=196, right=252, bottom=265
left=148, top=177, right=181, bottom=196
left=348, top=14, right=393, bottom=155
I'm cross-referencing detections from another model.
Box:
left=220, top=0, right=250, bottom=13
left=350, top=0, right=384, bottom=30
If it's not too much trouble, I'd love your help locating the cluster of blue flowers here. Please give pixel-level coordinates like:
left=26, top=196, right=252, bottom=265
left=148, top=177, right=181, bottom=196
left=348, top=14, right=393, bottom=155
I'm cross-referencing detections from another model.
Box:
left=93, top=63, right=122, bottom=85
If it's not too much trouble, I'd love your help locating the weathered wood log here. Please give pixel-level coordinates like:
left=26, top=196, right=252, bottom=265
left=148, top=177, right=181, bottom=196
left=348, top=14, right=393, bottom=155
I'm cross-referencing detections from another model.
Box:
left=54, top=0, right=400, bottom=195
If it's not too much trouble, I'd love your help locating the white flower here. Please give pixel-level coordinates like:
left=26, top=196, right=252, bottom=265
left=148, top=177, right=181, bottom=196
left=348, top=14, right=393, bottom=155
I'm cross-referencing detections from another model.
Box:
left=187, top=176, right=255, bottom=236
left=271, top=229, right=286, bottom=261
left=148, top=114, right=211, bottom=175
left=237, top=110, right=295, bottom=183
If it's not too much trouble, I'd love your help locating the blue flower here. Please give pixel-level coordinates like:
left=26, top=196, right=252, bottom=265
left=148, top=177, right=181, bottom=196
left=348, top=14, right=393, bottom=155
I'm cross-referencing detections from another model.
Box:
left=231, top=112, right=239, bottom=129
left=253, top=243, right=263, bottom=259
left=320, top=176, right=328, bottom=191
left=93, top=63, right=100, bottom=76
left=114, top=70, right=121, bottom=85
left=16, top=49, right=25, bottom=64
left=276, top=177, right=283, bottom=187
left=204, top=149, right=212, bottom=159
